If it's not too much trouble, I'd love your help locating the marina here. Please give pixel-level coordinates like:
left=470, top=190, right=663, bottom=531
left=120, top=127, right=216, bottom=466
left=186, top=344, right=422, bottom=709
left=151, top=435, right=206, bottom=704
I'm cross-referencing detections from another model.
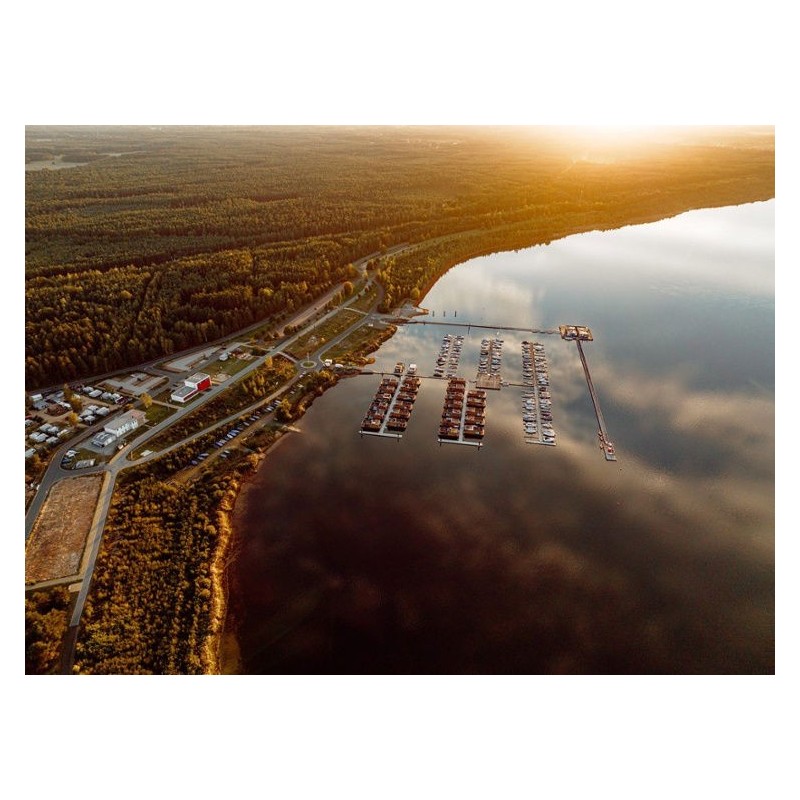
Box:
left=359, top=363, right=421, bottom=439
left=358, top=321, right=614, bottom=459
left=438, top=378, right=486, bottom=447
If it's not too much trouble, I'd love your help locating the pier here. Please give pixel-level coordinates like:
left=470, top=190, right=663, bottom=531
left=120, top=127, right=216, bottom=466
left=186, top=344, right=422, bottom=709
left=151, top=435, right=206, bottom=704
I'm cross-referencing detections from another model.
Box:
left=407, top=320, right=560, bottom=335
left=574, top=339, right=617, bottom=461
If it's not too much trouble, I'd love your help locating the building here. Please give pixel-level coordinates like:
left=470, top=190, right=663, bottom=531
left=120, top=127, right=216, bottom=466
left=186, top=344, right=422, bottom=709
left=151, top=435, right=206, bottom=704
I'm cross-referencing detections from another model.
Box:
left=103, top=409, right=145, bottom=439
left=171, top=372, right=211, bottom=403
left=92, top=431, right=118, bottom=448
left=171, top=384, right=198, bottom=403
left=185, top=372, right=211, bottom=392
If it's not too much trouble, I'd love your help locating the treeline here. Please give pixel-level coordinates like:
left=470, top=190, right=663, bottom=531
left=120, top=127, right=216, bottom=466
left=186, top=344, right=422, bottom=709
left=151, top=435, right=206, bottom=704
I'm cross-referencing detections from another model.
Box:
left=25, top=587, right=72, bottom=674
left=25, top=242, right=357, bottom=386
left=26, top=126, right=775, bottom=387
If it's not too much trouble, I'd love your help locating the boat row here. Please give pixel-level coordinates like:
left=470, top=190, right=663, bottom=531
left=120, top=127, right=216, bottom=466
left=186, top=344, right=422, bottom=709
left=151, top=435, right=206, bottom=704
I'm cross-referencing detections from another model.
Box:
left=434, top=334, right=464, bottom=378
left=360, top=373, right=421, bottom=435
left=477, top=335, right=504, bottom=377
left=439, top=378, right=487, bottom=443
left=521, top=341, right=556, bottom=445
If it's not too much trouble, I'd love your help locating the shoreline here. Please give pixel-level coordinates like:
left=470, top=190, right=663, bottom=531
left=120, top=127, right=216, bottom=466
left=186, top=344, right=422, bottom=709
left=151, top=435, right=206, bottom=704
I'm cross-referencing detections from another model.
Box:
left=209, top=430, right=293, bottom=674
left=205, top=197, right=774, bottom=674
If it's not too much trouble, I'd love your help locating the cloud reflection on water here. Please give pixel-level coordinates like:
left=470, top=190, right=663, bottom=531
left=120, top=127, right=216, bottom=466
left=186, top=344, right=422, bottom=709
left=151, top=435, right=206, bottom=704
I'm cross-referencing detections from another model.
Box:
left=229, top=201, right=773, bottom=675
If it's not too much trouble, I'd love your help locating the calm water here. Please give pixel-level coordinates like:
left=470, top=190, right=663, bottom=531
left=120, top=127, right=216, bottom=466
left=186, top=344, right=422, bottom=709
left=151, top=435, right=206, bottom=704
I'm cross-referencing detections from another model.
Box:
left=229, top=201, right=774, bottom=674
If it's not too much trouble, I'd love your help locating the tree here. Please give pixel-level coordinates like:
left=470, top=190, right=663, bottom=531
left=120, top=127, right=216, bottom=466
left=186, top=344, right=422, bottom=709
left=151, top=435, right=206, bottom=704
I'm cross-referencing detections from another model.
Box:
left=140, top=393, right=153, bottom=410
left=276, top=398, right=293, bottom=422
left=69, top=396, right=83, bottom=413
left=63, top=383, right=75, bottom=402
left=67, top=412, right=80, bottom=427
left=343, top=281, right=354, bottom=297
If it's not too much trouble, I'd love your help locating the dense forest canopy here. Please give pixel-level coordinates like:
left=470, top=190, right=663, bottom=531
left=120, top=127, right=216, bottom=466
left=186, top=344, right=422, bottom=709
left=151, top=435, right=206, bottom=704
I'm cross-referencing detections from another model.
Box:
left=25, top=126, right=774, bottom=389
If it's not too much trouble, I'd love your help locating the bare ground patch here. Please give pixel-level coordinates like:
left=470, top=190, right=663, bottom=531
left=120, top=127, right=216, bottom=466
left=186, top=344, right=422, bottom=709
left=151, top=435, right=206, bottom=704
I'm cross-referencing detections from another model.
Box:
left=26, top=476, right=103, bottom=584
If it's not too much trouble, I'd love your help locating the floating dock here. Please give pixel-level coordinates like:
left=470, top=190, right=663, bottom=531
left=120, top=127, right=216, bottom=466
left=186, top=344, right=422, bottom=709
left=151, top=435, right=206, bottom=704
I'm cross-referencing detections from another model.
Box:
left=438, top=378, right=485, bottom=447
left=359, top=372, right=421, bottom=439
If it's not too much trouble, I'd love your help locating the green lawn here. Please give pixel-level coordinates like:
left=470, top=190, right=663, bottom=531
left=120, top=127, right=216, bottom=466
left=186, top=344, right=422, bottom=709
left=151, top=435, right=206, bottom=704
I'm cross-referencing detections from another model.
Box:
left=144, top=404, right=176, bottom=426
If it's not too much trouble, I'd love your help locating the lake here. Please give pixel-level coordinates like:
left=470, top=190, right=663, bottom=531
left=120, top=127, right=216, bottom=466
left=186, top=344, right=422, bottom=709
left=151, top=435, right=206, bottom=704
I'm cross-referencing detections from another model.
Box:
left=228, top=200, right=774, bottom=674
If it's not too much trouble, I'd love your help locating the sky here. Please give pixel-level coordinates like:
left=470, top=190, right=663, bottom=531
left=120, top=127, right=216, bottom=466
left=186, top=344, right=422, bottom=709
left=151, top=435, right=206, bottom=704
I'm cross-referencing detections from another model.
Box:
left=5, top=2, right=794, bottom=799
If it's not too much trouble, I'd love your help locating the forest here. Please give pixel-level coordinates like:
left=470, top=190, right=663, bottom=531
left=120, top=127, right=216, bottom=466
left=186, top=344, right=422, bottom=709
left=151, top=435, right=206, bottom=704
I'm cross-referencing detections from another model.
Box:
left=25, top=126, right=774, bottom=388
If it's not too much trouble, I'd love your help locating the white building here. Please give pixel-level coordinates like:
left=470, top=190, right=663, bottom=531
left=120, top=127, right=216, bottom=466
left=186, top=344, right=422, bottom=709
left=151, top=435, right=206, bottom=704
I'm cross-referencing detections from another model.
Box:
left=103, top=410, right=145, bottom=438
left=171, top=384, right=198, bottom=403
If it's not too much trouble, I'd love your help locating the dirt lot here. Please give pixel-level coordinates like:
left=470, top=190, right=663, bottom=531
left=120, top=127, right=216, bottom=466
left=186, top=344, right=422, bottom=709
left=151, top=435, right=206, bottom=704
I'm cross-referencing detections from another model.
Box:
left=25, top=475, right=102, bottom=584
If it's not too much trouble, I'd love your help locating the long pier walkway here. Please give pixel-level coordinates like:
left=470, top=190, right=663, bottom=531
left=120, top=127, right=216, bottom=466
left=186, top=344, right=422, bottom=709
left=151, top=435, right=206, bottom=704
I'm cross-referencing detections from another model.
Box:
left=406, top=320, right=560, bottom=335
left=574, top=340, right=617, bottom=462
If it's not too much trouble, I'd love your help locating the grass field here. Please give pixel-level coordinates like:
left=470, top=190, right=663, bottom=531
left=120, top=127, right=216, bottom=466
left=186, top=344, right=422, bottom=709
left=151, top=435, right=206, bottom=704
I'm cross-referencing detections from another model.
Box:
left=145, top=404, right=176, bottom=426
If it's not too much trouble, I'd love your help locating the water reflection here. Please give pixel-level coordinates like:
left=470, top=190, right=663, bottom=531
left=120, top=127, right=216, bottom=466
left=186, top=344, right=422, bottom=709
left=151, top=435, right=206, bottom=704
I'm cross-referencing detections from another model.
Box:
left=229, top=201, right=774, bottom=674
